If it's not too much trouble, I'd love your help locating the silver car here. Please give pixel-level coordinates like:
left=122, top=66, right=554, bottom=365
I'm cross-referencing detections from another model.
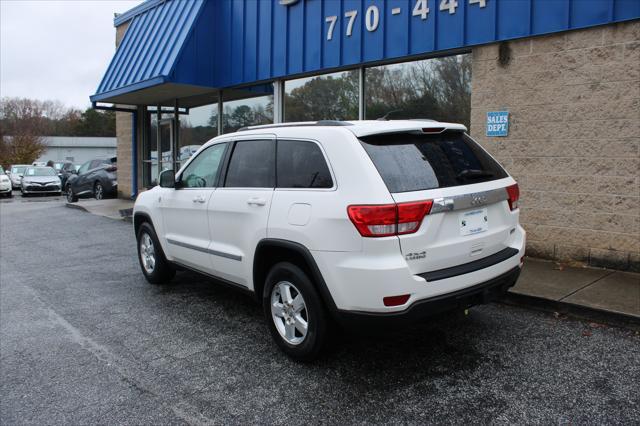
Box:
left=9, top=164, right=29, bottom=189
left=20, top=166, right=62, bottom=196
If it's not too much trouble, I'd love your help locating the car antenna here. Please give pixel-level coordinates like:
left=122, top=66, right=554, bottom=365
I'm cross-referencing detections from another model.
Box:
left=376, top=110, right=403, bottom=121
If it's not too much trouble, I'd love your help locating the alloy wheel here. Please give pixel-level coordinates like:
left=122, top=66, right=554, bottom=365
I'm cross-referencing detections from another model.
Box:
left=95, top=183, right=103, bottom=200
left=139, top=232, right=156, bottom=274
left=270, top=281, right=308, bottom=345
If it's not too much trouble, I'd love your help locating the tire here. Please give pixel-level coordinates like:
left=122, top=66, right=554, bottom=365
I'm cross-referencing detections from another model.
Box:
left=263, top=262, right=328, bottom=361
left=66, top=185, right=77, bottom=203
left=94, top=181, right=104, bottom=200
left=136, top=222, right=175, bottom=284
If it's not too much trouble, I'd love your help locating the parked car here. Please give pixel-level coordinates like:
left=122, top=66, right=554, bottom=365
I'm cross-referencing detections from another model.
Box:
left=0, top=166, right=12, bottom=198
left=53, top=161, right=77, bottom=191
left=8, top=164, right=29, bottom=189
left=132, top=120, right=525, bottom=360
left=20, top=166, right=62, bottom=196
left=66, top=157, right=117, bottom=202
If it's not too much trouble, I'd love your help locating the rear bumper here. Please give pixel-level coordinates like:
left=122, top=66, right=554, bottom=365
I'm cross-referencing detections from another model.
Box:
left=335, top=266, right=520, bottom=329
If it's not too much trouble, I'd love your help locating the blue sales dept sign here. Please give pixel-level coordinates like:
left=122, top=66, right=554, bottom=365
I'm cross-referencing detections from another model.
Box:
left=486, top=111, right=509, bottom=137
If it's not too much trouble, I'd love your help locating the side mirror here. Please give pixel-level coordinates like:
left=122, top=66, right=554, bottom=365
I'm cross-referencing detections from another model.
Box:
left=159, top=170, right=176, bottom=188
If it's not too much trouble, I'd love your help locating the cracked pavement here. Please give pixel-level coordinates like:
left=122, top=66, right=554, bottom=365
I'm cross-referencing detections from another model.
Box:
left=1, top=196, right=639, bottom=424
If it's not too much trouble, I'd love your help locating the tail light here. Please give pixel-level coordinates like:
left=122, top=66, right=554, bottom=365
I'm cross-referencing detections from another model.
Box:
left=347, top=200, right=433, bottom=237
left=506, top=183, right=519, bottom=211
left=105, top=165, right=117, bottom=172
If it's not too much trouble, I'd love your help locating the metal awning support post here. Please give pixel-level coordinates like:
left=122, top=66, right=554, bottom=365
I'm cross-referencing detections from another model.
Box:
left=358, top=67, right=366, bottom=121
left=174, top=99, right=180, bottom=171
left=273, top=80, right=284, bottom=123
left=217, top=90, right=224, bottom=135
left=131, top=109, right=138, bottom=199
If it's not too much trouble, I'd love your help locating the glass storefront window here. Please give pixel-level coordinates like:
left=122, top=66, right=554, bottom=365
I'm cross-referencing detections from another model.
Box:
left=364, top=54, right=471, bottom=128
left=222, top=85, right=273, bottom=134
left=144, top=110, right=161, bottom=187
left=284, top=70, right=358, bottom=122
left=179, top=103, right=218, bottom=167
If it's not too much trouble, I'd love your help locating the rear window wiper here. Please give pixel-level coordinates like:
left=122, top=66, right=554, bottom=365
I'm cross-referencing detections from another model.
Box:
left=457, top=169, right=494, bottom=179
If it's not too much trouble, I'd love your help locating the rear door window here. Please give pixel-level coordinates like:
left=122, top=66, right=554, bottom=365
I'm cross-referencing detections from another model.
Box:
left=359, top=131, right=508, bottom=193
left=277, top=140, right=333, bottom=189
left=224, top=140, right=276, bottom=188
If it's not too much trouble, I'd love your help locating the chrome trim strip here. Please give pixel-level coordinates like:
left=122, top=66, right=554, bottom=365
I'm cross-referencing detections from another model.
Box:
left=431, top=187, right=508, bottom=214
left=166, top=238, right=242, bottom=261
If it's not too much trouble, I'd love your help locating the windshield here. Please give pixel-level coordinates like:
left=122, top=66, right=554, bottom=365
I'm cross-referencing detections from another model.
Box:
left=11, top=166, right=27, bottom=174
left=359, top=131, right=508, bottom=193
left=54, top=163, right=64, bottom=171
left=24, top=167, right=57, bottom=177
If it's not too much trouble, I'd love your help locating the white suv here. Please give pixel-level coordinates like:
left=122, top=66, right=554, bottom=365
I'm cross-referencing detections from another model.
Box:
left=133, top=120, right=525, bottom=360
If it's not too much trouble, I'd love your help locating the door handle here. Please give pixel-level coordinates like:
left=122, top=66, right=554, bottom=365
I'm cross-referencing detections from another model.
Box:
left=247, top=197, right=266, bottom=206
left=193, top=195, right=206, bottom=204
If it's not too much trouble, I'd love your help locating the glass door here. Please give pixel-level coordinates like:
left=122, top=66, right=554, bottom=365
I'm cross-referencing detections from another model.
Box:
left=159, top=118, right=174, bottom=174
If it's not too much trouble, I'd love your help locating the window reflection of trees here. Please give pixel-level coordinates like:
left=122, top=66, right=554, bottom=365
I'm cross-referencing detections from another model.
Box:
left=165, top=54, right=471, bottom=165
left=366, top=55, right=472, bottom=128
left=281, top=55, right=471, bottom=127
left=285, top=71, right=359, bottom=122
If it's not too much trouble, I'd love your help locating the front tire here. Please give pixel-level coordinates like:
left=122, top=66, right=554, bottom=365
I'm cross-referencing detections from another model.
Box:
left=263, top=262, right=328, bottom=361
left=66, top=185, right=77, bottom=202
left=136, top=222, right=175, bottom=284
left=94, top=182, right=104, bottom=200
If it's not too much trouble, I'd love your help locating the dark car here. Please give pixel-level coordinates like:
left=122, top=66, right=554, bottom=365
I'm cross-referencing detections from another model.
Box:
left=66, top=157, right=117, bottom=202
left=53, top=161, right=76, bottom=191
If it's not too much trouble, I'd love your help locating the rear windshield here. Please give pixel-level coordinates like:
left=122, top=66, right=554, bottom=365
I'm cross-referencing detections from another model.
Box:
left=359, top=131, right=508, bottom=193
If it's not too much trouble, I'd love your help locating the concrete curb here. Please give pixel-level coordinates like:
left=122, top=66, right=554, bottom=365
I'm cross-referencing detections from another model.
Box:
left=502, top=292, right=640, bottom=331
left=65, top=202, right=130, bottom=221
left=64, top=202, right=89, bottom=213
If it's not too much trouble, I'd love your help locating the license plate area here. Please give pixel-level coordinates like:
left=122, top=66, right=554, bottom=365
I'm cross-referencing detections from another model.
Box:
left=460, top=208, right=488, bottom=236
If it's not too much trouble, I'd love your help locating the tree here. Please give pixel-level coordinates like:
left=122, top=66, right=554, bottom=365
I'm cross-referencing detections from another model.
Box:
left=74, top=108, right=116, bottom=137
left=0, top=98, right=49, bottom=166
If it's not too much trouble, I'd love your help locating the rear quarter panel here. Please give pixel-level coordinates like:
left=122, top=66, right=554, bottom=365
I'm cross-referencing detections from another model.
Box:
left=266, top=128, right=394, bottom=252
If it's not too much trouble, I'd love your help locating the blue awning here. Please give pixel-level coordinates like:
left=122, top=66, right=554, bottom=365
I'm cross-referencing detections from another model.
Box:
left=90, top=0, right=212, bottom=105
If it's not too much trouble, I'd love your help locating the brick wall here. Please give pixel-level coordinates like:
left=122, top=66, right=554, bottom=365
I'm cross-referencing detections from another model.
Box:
left=115, top=21, right=133, bottom=199
left=470, top=21, right=640, bottom=271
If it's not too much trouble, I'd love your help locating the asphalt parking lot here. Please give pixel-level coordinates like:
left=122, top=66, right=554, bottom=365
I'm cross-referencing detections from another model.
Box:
left=1, top=196, right=639, bottom=425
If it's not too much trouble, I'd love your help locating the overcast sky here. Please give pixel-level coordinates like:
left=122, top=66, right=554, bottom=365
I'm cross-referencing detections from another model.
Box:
left=1, top=0, right=142, bottom=110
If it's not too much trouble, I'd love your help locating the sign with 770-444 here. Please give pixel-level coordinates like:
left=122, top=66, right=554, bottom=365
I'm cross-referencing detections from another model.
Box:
left=324, top=0, right=487, bottom=41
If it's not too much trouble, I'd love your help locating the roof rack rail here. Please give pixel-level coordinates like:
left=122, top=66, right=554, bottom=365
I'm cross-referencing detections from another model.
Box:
left=237, top=120, right=353, bottom=132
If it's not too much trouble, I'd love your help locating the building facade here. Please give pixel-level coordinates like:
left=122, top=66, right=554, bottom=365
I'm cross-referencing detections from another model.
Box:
left=35, top=136, right=116, bottom=165
left=92, top=0, right=639, bottom=270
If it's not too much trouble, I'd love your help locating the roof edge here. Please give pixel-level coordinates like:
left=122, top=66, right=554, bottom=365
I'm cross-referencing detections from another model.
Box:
left=90, top=76, right=167, bottom=103
left=113, top=0, right=164, bottom=27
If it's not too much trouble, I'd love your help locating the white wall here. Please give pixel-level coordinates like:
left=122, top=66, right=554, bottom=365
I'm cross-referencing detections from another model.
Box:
left=33, top=137, right=117, bottom=165
left=36, top=146, right=116, bottom=165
